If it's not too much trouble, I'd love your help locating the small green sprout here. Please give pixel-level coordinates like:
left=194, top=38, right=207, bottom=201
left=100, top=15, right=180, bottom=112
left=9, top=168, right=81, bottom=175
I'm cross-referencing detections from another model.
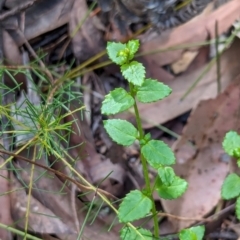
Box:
left=101, top=39, right=193, bottom=239
left=222, top=130, right=240, bottom=219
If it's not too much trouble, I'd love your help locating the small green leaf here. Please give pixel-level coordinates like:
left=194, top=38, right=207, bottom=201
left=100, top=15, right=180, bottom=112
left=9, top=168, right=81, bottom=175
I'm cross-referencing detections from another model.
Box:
left=236, top=196, right=240, bottom=220
left=158, top=166, right=175, bottom=185
left=103, top=119, right=138, bottom=146
left=121, top=61, right=145, bottom=86
left=141, top=140, right=175, bottom=168
left=180, top=230, right=195, bottom=240
left=101, top=88, right=134, bottom=115
left=233, top=148, right=240, bottom=158
left=136, top=79, right=172, bottom=103
left=179, top=226, right=205, bottom=240
left=139, top=139, right=147, bottom=145
left=221, top=173, right=240, bottom=199
left=144, top=133, right=151, bottom=142
left=223, top=131, right=240, bottom=157
left=155, top=176, right=188, bottom=199
left=107, top=42, right=128, bottom=65
left=126, top=39, right=140, bottom=60
left=120, top=227, right=152, bottom=240
left=237, top=159, right=240, bottom=168
left=118, top=190, right=152, bottom=222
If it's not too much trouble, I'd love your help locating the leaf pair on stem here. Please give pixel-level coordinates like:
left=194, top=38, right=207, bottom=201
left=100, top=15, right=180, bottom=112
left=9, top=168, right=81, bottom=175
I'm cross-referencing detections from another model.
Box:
left=101, top=39, right=197, bottom=239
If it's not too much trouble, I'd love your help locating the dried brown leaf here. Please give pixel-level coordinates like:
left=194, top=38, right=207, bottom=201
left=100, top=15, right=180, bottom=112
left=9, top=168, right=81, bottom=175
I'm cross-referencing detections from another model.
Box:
left=9, top=171, right=72, bottom=234
left=171, top=50, right=199, bottom=74
left=119, top=38, right=240, bottom=128
left=15, top=147, right=84, bottom=233
left=0, top=155, right=12, bottom=240
left=140, top=0, right=240, bottom=67
left=161, top=77, right=240, bottom=231
left=69, top=0, right=104, bottom=62
left=2, top=0, right=74, bottom=46
left=2, top=29, right=26, bottom=89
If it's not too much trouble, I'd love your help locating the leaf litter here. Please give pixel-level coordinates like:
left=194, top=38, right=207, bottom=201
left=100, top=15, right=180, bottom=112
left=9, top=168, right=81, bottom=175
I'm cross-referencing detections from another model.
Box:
left=161, top=77, right=240, bottom=232
left=1, top=0, right=240, bottom=239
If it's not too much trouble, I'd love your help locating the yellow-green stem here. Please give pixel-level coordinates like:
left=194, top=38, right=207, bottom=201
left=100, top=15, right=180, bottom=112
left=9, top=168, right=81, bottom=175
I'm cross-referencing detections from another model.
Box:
left=129, top=83, right=159, bottom=238
left=24, top=145, right=36, bottom=240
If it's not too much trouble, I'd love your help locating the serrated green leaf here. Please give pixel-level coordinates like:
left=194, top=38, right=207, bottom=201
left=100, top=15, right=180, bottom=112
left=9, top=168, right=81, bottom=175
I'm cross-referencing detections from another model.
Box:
left=179, top=230, right=196, bottom=240
left=136, top=79, right=172, bottom=103
left=107, top=42, right=128, bottom=65
left=126, top=40, right=140, bottom=60
left=179, top=226, right=205, bottom=240
left=158, top=166, right=175, bottom=185
left=141, top=140, right=175, bottom=168
left=101, top=88, right=134, bottom=115
left=118, top=190, right=152, bottom=222
left=236, top=196, right=240, bottom=220
left=223, top=131, right=240, bottom=158
left=121, top=61, right=145, bottom=86
left=190, top=226, right=205, bottom=239
left=156, top=176, right=188, bottom=199
left=103, top=119, right=138, bottom=146
left=120, top=227, right=152, bottom=240
left=221, top=173, right=240, bottom=199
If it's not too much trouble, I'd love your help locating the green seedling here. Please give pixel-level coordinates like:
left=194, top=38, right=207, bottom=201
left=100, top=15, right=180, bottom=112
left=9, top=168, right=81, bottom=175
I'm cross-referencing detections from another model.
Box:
left=179, top=225, right=205, bottom=240
left=222, top=131, right=240, bottom=219
left=101, top=39, right=191, bottom=239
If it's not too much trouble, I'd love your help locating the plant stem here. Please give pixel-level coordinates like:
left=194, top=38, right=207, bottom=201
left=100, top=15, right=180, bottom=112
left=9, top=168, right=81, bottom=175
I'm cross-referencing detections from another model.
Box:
left=24, top=145, right=37, bottom=240
left=0, top=223, right=42, bottom=240
left=140, top=154, right=159, bottom=238
left=129, top=83, right=159, bottom=238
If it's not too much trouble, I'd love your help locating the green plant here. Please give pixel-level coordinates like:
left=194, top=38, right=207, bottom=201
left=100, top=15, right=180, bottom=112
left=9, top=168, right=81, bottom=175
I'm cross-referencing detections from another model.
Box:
left=0, top=40, right=206, bottom=240
left=221, top=131, right=240, bottom=219
left=179, top=225, right=205, bottom=240
left=101, top=39, right=190, bottom=239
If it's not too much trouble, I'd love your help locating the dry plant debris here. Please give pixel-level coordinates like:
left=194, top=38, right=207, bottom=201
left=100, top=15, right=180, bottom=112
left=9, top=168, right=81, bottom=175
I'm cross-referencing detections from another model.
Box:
left=162, top=77, right=240, bottom=232
left=0, top=0, right=240, bottom=239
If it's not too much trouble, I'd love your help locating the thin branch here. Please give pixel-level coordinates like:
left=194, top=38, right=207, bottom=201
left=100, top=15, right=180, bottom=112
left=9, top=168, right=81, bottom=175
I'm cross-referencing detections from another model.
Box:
left=0, top=0, right=40, bottom=21
left=0, top=148, right=118, bottom=200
